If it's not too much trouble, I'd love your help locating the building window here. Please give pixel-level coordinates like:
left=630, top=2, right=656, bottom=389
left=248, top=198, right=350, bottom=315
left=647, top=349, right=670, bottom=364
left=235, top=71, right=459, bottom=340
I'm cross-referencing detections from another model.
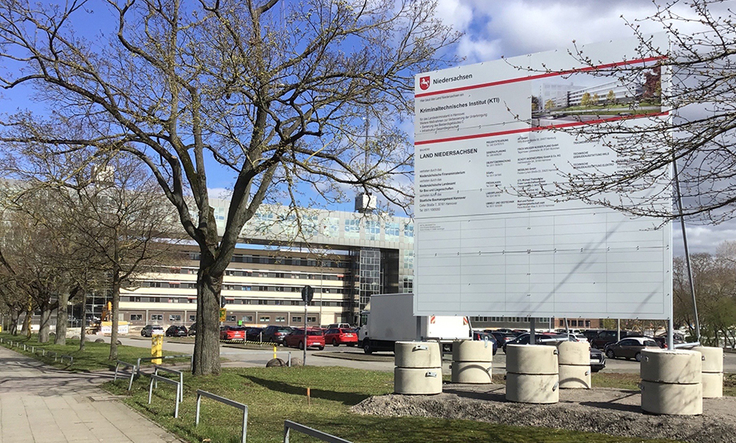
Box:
left=403, top=251, right=414, bottom=269
left=366, top=220, right=381, bottom=241
left=243, top=315, right=254, bottom=323
left=259, top=316, right=270, bottom=323
left=169, top=314, right=181, bottom=322
left=130, top=314, right=143, bottom=321
left=344, top=219, right=360, bottom=238
left=150, top=314, right=163, bottom=321
left=385, top=222, right=400, bottom=240
left=307, top=316, right=317, bottom=323
left=275, top=316, right=286, bottom=323
left=292, top=316, right=302, bottom=323
left=189, top=315, right=196, bottom=322
left=227, top=315, right=236, bottom=321
left=404, top=223, right=414, bottom=239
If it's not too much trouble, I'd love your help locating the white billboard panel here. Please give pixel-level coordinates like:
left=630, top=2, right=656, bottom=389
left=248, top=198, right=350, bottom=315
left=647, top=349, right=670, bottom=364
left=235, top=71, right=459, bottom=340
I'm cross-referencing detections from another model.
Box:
left=414, top=35, right=672, bottom=319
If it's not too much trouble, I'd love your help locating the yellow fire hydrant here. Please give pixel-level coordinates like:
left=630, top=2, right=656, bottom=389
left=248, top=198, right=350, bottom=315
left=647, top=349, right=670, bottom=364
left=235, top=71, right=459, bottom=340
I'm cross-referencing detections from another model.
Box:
left=151, top=333, right=163, bottom=364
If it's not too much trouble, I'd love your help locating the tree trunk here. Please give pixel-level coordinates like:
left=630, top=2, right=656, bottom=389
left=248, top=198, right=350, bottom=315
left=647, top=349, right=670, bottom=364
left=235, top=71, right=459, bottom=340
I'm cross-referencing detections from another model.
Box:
left=38, top=304, right=52, bottom=343
left=9, top=308, right=19, bottom=335
left=22, top=304, right=32, bottom=339
left=109, top=270, right=121, bottom=361
left=79, top=294, right=86, bottom=351
left=192, top=255, right=223, bottom=376
left=55, top=292, right=70, bottom=345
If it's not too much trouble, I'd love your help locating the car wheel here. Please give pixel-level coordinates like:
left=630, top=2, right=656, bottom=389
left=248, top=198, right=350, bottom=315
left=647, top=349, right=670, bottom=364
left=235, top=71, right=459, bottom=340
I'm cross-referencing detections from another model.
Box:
left=298, top=341, right=304, bottom=350
left=635, top=352, right=642, bottom=362
left=363, top=341, right=373, bottom=355
left=606, top=349, right=615, bottom=359
left=332, top=339, right=339, bottom=347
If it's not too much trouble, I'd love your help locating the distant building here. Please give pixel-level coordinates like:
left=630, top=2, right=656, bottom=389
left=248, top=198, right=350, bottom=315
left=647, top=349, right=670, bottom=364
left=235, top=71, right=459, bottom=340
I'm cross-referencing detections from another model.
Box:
left=119, top=201, right=415, bottom=328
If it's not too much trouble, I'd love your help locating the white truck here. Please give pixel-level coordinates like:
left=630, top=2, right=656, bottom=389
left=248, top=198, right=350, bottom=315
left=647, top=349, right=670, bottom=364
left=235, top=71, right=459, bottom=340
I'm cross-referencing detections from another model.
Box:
left=358, top=293, right=472, bottom=354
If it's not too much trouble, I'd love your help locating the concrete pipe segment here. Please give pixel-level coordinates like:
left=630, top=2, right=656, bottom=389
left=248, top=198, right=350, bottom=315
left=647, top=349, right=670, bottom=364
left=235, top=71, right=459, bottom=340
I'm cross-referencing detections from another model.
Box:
left=557, top=341, right=590, bottom=366
left=506, top=344, right=558, bottom=375
left=640, top=380, right=703, bottom=415
left=451, top=340, right=493, bottom=384
left=640, top=349, right=702, bottom=415
left=506, top=373, right=559, bottom=404
left=693, top=346, right=724, bottom=398
left=451, top=361, right=493, bottom=383
left=394, top=368, right=443, bottom=395
left=394, top=341, right=442, bottom=395
left=640, top=349, right=702, bottom=384
left=557, top=341, right=591, bottom=389
left=506, top=344, right=559, bottom=403
left=394, top=341, right=441, bottom=369
left=452, top=339, right=494, bottom=362
left=558, top=364, right=591, bottom=389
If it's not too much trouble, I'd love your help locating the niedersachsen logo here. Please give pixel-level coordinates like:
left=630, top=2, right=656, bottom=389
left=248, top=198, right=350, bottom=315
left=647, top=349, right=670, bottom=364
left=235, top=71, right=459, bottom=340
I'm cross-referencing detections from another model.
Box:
left=418, top=73, right=473, bottom=91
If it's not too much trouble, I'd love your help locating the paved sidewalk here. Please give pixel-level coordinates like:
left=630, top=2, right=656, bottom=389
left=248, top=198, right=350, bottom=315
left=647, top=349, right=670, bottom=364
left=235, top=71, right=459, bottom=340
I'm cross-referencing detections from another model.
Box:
left=0, top=346, right=183, bottom=443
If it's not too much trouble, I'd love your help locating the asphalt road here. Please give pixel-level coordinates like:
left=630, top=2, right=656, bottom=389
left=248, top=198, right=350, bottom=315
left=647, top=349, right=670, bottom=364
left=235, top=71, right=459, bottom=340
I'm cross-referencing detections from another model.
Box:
left=110, top=334, right=736, bottom=374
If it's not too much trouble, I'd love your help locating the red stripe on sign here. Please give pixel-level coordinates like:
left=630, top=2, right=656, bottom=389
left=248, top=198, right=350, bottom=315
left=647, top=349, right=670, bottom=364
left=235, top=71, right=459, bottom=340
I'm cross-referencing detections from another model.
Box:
left=414, top=111, right=669, bottom=146
left=415, top=56, right=666, bottom=98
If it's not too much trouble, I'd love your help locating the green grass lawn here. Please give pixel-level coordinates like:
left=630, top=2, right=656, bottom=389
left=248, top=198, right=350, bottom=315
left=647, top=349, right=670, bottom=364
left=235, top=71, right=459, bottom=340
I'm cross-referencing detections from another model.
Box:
left=104, top=366, right=684, bottom=443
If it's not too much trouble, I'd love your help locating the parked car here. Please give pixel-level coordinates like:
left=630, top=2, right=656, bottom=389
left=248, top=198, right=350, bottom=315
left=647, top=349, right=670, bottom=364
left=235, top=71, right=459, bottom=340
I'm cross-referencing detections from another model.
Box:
left=488, top=331, right=515, bottom=346
left=604, top=336, right=659, bottom=361
left=324, top=328, right=358, bottom=346
left=590, top=347, right=606, bottom=372
left=165, top=325, right=188, bottom=337
left=472, top=331, right=497, bottom=355
left=503, top=333, right=565, bottom=353
left=220, top=326, right=246, bottom=341
left=261, top=326, right=294, bottom=345
left=555, top=332, right=588, bottom=342
left=326, top=323, right=353, bottom=329
left=245, top=327, right=264, bottom=342
left=582, top=329, right=601, bottom=342
left=140, top=324, right=164, bottom=337
left=591, top=330, right=634, bottom=349
left=284, top=328, right=325, bottom=350
left=188, top=323, right=197, bottom=336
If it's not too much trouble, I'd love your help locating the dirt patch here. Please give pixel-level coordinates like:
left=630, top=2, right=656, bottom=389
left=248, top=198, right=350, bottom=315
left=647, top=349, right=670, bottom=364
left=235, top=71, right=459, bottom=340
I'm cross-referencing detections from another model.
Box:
left=351, top=383, right=736, bottom=443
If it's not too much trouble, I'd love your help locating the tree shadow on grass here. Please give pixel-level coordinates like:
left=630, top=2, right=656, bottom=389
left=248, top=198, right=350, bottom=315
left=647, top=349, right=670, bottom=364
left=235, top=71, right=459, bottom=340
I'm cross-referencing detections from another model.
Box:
left=242, top=375, right=371, bottom=405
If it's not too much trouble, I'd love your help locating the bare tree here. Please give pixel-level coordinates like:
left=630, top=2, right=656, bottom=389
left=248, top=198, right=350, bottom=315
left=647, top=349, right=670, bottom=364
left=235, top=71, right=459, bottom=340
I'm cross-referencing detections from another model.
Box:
left=0, top=0, right=459, bottom=374
left=0, top=193, right=78, bottom=343
left=674, top=251, right=736, bottom=346
left=53, top=152, right=184, bottom=360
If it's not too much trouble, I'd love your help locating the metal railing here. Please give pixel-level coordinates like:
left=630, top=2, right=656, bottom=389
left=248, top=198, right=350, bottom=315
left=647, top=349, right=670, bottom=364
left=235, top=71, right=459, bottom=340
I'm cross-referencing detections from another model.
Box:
left=196, top=390, right=248, bottom=443
left=153, top=365, right=184, bottom=402
left=114, top=360, right=138, bottom=391
left=283, top=420, right=353, bottom=443
left=136, top=354, right=192, bottom=374
left=148, top=373, right=181, bottom=418
left=0, top=337, right=73, bottom=365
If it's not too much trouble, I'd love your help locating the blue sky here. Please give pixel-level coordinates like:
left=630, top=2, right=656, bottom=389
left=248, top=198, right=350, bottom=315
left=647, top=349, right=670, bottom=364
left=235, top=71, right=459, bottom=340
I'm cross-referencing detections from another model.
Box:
left=1, top=0, right=732, bottom=254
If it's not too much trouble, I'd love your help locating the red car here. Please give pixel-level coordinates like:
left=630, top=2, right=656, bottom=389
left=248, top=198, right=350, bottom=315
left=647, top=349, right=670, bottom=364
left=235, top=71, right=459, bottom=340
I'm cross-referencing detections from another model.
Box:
left=284, top=328, right=325, bottom=350
left=220, top=326, right=246, bottom=341
left=324, top=328, right=358, bottom=347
